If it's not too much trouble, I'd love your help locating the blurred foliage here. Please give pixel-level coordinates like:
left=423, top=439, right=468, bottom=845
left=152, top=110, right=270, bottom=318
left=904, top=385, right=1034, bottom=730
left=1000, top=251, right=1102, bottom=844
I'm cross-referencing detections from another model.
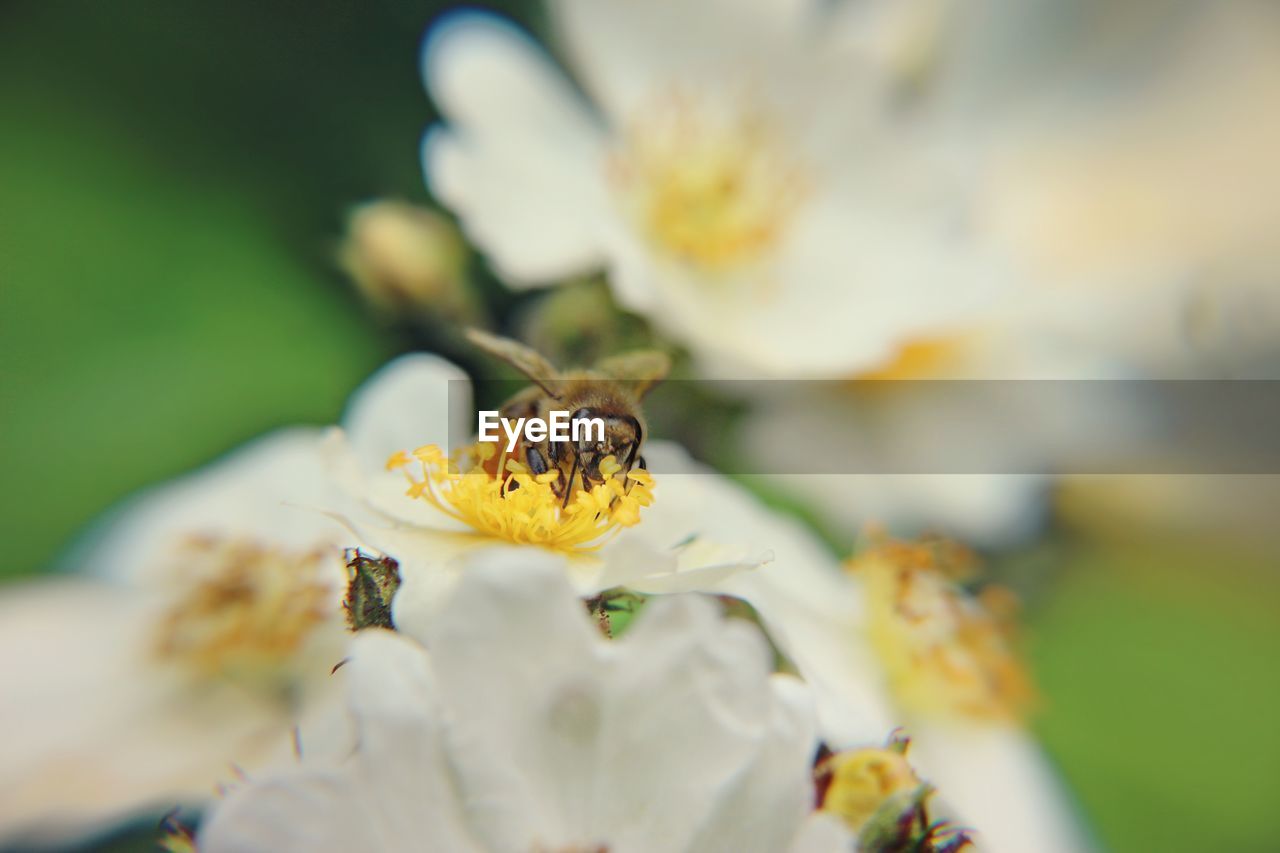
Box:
left=2, top=3, right=1279, bottom=853
left=1030, top=538, right=1280, bottom=853
left=0, top=0, right=534, bottom=576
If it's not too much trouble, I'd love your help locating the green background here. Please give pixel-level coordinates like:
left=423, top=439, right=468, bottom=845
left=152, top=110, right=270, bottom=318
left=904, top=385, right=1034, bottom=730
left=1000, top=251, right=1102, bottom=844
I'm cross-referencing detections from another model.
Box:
left=2, top=3, right=1277, bottom=851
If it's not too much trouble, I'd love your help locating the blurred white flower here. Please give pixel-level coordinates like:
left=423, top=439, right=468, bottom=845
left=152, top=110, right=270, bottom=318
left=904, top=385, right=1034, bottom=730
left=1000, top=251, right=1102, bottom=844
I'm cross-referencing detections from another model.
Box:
left=0, top=431, right=350, bottom=846
left=732, top=371, right=1100, bottom=545
left=321, top=356, right=1087, bottom=848
left=419, top=0, right=1280, bottom=548
left=421, top=0, right=1011, bottom=377
left=723, top=536, right=1095, bottom=853
left=423, top=0, right=1280, bottom=379
left=758, top=471, right=1044, bottom=548
left=199, top=552, right=851, bottom=853
left=323, top=353, right=782, bottom=624
left=738, top=379, right=1051, bottom=546
left=733, top=333, right=1146, bottom=545
left=976, top=1, right=1280, bottom=372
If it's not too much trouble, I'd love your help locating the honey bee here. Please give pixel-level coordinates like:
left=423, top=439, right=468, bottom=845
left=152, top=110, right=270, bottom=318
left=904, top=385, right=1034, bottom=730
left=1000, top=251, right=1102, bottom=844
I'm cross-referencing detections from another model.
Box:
left=467, top=329, right=670, bottom=501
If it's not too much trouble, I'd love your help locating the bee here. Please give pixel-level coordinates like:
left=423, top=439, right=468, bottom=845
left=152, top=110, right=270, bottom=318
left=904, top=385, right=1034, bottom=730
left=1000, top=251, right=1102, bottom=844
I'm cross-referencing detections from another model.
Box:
left=467, top=329, right=670, bottom=502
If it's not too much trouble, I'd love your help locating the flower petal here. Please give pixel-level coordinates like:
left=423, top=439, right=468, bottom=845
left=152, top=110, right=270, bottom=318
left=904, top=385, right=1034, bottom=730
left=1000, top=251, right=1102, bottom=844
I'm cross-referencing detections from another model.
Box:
left=68, top=428, right=340, bottom=585
left=423, top=12, right=611, bottom=285
left=551, top=0, right=822, bottom=121
left=331, top=353, right=474, bottom=529
left=785, top=812, right=856, bottom=852
left=601, top=440, right=775, bottom=592
left=415, top=551, right=605, bottom=848
left=0, top=580, right=339, bottom=846
left=420, top=551, right=818, bottom=851
left=341, top=353, right=471, bottom=470
left=590, top=599, right=807, bottom=852
left=910, top=724, right=1095, bottom=853
left=686, top=676, right=819, bottom=853
left=200, top=630, right=483, bottom=853
left=634, top=441, right=899, bottom=744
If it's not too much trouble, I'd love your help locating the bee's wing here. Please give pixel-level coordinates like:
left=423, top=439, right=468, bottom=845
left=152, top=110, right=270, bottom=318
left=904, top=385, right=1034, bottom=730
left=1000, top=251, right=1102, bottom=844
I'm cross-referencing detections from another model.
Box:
left=466, top=328, right=563, bottom=397
left=594, top=350, right=671, bottom=399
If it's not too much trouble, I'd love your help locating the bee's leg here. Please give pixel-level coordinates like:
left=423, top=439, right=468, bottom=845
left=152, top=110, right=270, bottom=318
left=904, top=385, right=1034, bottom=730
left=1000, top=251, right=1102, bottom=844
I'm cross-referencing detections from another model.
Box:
left=561, top=451, right=580, bottom=508
left=527, top=446, right=549, bottom=476
left=622, top=440, right=640, bottom=471
left=623, top=446, right=644, bottom=495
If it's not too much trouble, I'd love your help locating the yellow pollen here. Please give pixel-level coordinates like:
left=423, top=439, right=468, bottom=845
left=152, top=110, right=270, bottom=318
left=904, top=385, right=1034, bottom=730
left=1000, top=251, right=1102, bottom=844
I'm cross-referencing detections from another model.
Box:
left=851, top=335, right=970, bottom=383
left=610, top=91, right=807, bottom=272
left=818, top=744, right=922, bottom=835
left=848, top=538, right=1035, bottom=723
left=388, top=443, right=655, bottom=553
left=153, top=538, right=332, bottom=683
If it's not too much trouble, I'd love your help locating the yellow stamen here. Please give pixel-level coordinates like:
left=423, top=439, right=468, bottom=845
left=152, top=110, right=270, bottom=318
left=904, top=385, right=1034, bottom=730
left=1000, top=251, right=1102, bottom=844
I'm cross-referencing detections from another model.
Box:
left=848, top=537, right=1036, bottom=722
left=153, top=538, right=332, bottom=683
left=851, top=335, right=970, bottom=382
left=610, top=90, right=807, bottom=273
left=388, top=443, right=655, bottom=553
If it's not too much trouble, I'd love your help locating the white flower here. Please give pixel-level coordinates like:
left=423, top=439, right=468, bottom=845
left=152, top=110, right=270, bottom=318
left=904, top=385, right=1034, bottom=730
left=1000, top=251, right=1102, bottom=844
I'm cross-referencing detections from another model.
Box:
left=736, top=377, right=1055, bottom=546
left=423, top=0, right=1280, bottom=380
left=321, top=355, right=1081, bottom=846
left=323, top=353, right=776, bottom=625
left=722, top=536, right=1095, bottom=853
left=976, top=1, right=1280, bottom=375
left=0, top=431, right=351, bottom=846
left=421, top=1, right=1010, bottom=377
left=732, top=336, right=1149, bottom=545
left=753, top=472, right=1044, bottom=548
left=199, top=551, right=850, bottom=853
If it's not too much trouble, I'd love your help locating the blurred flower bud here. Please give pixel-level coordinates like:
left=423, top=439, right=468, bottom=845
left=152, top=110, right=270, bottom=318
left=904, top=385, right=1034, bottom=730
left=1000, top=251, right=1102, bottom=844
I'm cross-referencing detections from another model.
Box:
left=516, top=278, right=654, bottom=368
left=339, top=200, right=477, bottom=322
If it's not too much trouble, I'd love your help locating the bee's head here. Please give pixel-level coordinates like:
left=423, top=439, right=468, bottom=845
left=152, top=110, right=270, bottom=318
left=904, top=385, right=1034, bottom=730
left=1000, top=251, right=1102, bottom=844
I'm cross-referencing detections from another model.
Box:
left=571, top=407, right=642, bottom=483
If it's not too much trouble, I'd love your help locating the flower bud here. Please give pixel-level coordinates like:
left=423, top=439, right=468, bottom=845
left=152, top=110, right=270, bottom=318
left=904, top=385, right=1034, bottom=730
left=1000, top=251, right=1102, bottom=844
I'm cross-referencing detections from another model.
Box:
left=339, top=200, right=475, bottom=321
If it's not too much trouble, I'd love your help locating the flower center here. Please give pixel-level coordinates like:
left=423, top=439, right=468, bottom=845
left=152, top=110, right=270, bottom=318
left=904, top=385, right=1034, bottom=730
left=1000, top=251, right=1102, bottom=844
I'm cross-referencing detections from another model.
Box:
left=848, top=539, right=1035, bottom=723
left=153, top=537, right=333, bottom=684
left=387, top=443, right=654, bottom=553
left=609, top=91, right=808, bottom=272
left=852, top=335, right=968, bottom=382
